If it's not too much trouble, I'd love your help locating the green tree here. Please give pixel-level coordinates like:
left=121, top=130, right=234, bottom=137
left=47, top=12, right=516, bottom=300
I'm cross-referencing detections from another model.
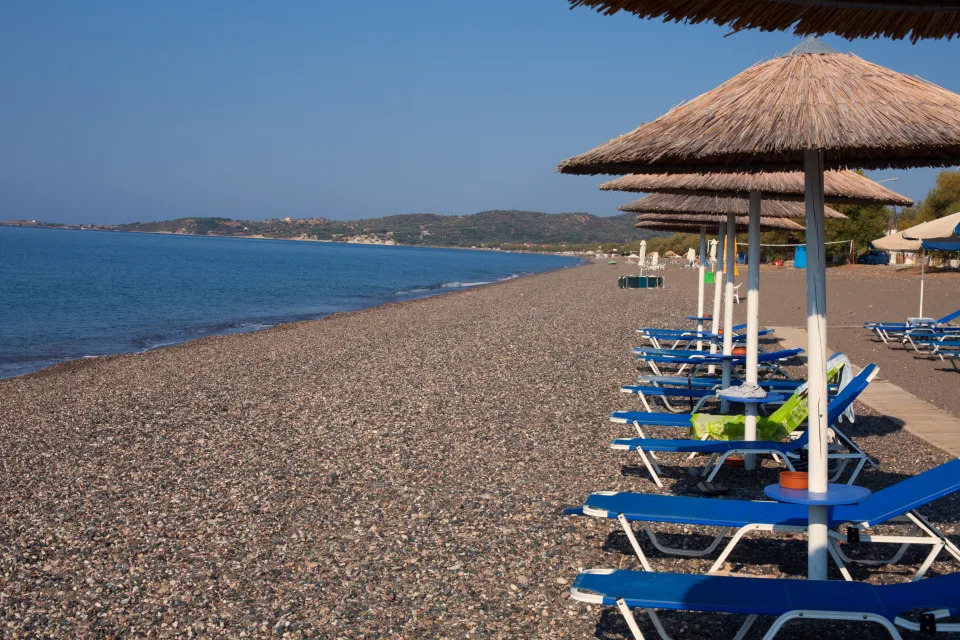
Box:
left=898, top=170, right=960, bottom=228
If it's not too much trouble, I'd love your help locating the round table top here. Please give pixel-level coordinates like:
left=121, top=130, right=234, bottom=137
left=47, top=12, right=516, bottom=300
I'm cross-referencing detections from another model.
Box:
left=764, top=483, right=871, bottom=506
left=716, top=386, right=781, bottom=404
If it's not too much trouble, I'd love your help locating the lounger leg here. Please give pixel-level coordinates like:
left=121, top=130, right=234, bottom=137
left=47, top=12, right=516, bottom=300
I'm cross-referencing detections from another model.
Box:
left=827, top=539, right=854, bottom=581
left=732, top=615, right=759, bottom=640
left=641, top=523, right=732, bottom=558
left=637, top=393, right=654, bottom=414
left=707, top=524, right=767, bottom=573
left=645, top=609, right=675, bottom=640
left=631, top=421, right=653, bottom=442
left=615, top=599, right=652, bottom=640
left=910, top=511, right=960, bottom=563
left=634, top=448, right=664, bottom=489
left=913, top=540, right=946, bottom=580
left=845, top=456, right=868, bottom=485
left=762, top=611, right=902, bottom=640
left=618, top=514, right=653, bottom=571
left=700, top=453, right=720, bottom=478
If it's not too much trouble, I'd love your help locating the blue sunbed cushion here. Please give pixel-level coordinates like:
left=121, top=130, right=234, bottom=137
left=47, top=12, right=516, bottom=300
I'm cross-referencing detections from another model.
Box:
left=611, top=434, right=806, bottom=454
left=571, top=570, right=960, bottom=621
left=581, top=458, right=960, bottom=528
left=609, top=411, right=692, bottom=427
left=582, top=492, right=811, bottom=528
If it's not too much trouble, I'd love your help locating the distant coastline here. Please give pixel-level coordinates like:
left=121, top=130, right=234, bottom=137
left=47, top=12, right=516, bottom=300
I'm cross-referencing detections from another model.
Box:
left=0, top=209, right=661, bottom=255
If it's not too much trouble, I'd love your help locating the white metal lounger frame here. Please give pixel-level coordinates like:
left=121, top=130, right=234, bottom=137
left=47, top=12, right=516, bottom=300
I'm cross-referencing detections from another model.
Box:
left=572, top=570, right=960, bottom=640
left=636, top=354, right=794, bottom=381
left=619, top=385, right=716, bottom=415
left=585, top=500, right=960, bottom=583
left=609, top=430, right=868, bottom=489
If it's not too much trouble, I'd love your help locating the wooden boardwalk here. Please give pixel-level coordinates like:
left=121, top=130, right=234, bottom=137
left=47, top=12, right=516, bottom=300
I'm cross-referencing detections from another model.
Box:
left=772, top=326, right=960, bottom=457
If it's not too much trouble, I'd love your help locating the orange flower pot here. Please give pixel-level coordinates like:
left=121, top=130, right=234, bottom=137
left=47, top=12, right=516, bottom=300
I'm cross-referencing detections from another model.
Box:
left=780, top=471, right=808, bottom=490
left=723, top=456, right=745, bottom=468
left=731, top=347, right=747, bottom=356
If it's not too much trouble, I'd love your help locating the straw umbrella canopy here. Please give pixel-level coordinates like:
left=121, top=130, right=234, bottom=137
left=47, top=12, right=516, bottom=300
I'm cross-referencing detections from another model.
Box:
left=559, top=41, right=960, bottom=580
left=620, top=194, right=848, bottom=218
left=558, top=42, right=960, bottom=175
left=601, top=170, right=914, bottom=206
left=636, top=218, right=801, bottom=233
left=567, top=2, right=960, bottom=43
left=635, top=214, right=802, bottom=231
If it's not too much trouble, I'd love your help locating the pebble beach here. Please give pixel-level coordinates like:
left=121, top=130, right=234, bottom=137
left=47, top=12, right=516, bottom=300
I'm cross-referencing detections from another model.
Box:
left=2, top=260, right=959, bottom=639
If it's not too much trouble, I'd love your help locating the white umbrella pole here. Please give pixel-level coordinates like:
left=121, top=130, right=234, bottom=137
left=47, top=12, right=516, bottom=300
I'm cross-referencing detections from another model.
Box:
left=745, top=191, right=762, bottom=470
left=709, top=223, right=725, bottom=375
left=804, top=149, right=830, bottom=581
left=721, top=213, right=736, bottom=411
left=697, top=227, right=707, bottom=351
left=920, top=248, right=926, bottom=318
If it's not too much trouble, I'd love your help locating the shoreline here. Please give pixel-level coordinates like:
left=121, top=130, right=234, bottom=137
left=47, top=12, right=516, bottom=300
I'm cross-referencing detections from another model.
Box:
left=0, top=261, right=586, bottom=384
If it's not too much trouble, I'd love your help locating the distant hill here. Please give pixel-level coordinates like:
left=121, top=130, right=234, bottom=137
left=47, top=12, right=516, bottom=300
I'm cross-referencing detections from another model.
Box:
left=103, top=210, right=658, bottom=247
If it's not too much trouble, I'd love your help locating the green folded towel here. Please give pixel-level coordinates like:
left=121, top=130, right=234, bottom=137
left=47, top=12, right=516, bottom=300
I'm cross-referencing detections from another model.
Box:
left=689, top=359, right=845, bottom=442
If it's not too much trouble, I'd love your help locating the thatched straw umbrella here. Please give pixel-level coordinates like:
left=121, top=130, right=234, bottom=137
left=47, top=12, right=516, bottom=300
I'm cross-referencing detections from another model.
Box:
left=601, top=170, right=914, bottom=206
left=559, top=41, right=960, bottom=580
left=567, top=2, right=960, bottom=43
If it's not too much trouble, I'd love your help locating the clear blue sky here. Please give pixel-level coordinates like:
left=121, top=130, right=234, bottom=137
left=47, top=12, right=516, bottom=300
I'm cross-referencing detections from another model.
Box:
left=1, top=1, right=957, bottom=224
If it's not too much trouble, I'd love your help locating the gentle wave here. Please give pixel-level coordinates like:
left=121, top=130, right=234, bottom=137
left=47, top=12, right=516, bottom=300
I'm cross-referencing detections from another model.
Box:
left=396, top=272, right=523, bottom=296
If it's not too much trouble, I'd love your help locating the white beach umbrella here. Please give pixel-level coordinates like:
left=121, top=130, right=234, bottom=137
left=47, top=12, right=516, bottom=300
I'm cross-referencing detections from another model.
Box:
left=901, top=211, right=960, bottom=316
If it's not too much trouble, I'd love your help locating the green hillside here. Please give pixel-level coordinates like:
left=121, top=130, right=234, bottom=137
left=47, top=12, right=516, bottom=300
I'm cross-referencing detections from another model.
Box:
left=107, top=210, right=657, bottom=247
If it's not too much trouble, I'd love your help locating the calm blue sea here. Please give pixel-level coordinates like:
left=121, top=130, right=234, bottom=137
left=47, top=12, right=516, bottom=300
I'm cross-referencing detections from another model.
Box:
left=0, top=227, right=581, bottom=379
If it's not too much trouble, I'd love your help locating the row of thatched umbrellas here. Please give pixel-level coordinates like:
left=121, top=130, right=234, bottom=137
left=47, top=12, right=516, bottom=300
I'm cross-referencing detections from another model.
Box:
left=558, top=33, right=960, bottom=579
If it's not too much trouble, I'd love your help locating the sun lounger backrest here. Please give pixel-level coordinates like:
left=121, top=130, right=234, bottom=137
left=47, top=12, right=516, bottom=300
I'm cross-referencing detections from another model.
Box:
left=850, top=458, right=960, bottom=527
left=938, top=308, right=960, bottom=325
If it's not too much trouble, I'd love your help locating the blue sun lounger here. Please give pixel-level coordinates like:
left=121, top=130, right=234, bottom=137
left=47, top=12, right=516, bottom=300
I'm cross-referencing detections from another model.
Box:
left=611, top=365, right=877, bottom=487
left=620, top=380, right=842, bottom=414
left=635, top=347, right=803, bottom=379
left=570, top=569, right=960, bottom=640
left=613, top=353, right=849, bottom=426
left=565, top=458, right=960, bottom=581
left=865, top=308, right=960, bottom=343
left=638, top=326, right=775, bottom=350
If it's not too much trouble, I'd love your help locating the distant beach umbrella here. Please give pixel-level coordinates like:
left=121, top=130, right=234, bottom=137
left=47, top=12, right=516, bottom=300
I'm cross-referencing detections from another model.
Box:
left=559, top=40, right=960, bottom=580
left=891, top=211, right=960, bottom=316
left=567, top=2, right=960, bottom=43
